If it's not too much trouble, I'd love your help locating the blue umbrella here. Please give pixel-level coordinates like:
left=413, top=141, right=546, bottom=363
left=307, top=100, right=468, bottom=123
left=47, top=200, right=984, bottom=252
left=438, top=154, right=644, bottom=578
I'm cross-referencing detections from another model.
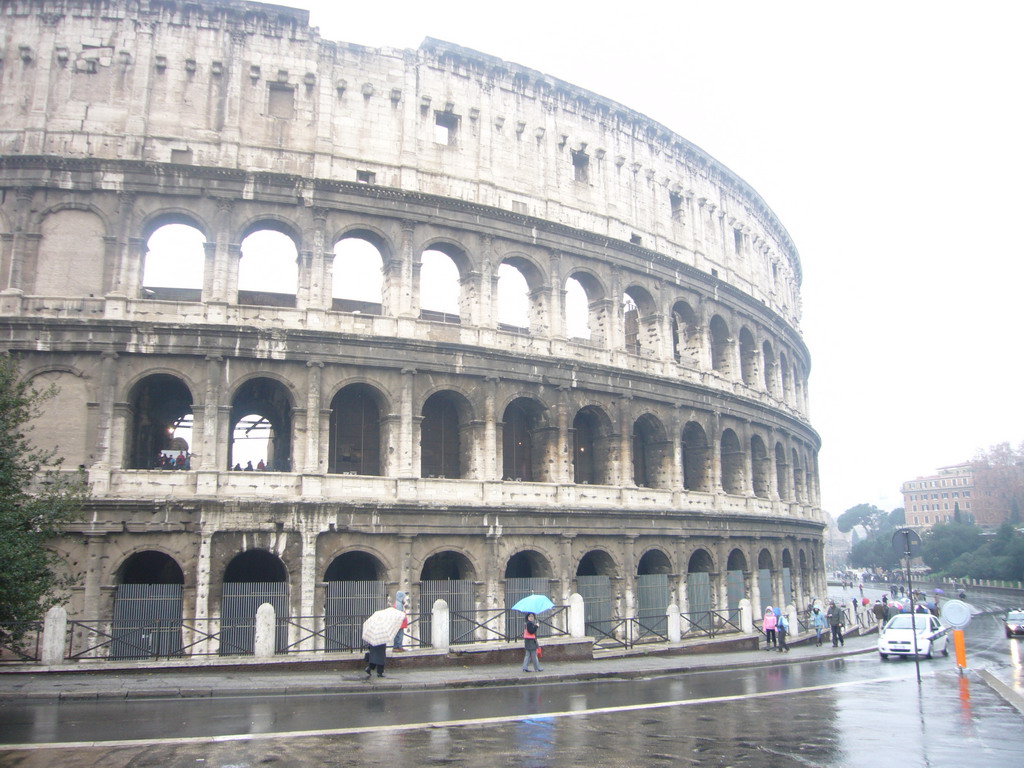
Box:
left=512, top=594, right=555, bottom=614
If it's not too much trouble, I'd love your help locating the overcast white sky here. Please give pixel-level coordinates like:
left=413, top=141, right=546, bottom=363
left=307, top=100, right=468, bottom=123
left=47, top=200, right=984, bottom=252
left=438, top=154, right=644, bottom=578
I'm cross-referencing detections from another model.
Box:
left=293, top=0, right=1024, bottom=516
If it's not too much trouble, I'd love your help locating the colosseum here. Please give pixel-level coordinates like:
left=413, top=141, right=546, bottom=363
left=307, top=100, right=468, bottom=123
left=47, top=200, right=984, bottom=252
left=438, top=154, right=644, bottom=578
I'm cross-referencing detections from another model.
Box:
left=0, top=0, right=823, bottom=658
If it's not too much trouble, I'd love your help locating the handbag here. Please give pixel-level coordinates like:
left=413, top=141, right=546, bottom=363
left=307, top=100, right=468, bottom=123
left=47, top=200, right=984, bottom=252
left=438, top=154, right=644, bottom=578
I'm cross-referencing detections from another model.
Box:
left=537, top=646, right=543, bottom=659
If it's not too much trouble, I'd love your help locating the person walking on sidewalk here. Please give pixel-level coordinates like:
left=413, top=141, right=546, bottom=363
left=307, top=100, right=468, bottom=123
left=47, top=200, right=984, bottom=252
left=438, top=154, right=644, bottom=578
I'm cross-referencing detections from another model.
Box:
left=777, top=612, right=790, bottom=652
left=392, top=591, right=409, bottom=652
left=763, top=607, right=778, bottom=650
left=812, top=606, right=827, bottom=646
left=522, top=613, right=543, bottom=672
left=826, top=600, right=847, bottom=647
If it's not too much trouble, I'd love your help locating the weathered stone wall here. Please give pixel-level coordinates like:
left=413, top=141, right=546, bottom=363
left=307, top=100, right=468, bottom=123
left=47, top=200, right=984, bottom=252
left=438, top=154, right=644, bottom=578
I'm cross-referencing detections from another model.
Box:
left=0, top=0, right=826, bottom=649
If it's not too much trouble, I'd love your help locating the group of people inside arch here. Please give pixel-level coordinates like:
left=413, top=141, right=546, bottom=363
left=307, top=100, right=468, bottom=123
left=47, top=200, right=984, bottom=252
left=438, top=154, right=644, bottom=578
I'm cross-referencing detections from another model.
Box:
left=106, top=545, right=814, bottom=659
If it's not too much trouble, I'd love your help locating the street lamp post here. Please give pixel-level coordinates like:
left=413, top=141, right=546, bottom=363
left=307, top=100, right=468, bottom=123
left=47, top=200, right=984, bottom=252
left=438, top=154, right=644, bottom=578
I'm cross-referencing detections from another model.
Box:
left=892, top=528, right=923, bottom=684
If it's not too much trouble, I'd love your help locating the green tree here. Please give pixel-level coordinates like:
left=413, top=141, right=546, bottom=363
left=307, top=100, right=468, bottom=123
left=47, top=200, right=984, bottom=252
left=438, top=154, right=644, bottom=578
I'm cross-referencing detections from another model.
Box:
left=0, top=355, right=88, bottom=646
left=920, top=522, right=983, bottom=573
left=837, top=503, right=886, bottom=535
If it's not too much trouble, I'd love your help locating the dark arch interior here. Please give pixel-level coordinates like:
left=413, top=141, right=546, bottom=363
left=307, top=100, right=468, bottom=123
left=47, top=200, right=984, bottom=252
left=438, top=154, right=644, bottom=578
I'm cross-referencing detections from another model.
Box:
left=577, top=550, right=616, bottom=577
left=324, top=550, right=385, bottom=581
left=420, top=551, right=474, bottom=580
left=118, top=551, right=185, bottom=584
left=727, top=550, right=747, bottom=571
left=224, top=550, right=287, bottom=583
left=758, top=550, right=774, bottom=569
left=127, top=374, right=193, bottom=469
left=229, top=377, right=292, bottom=471
left=329, top=385, right=381, bottom=475
left=638, top=549, right=672, bottom=575
left=421, top=392, right=462, bottom=478
left=688, top=549, right=714, bottom=573
left=505, top=550, right=551, bottom=579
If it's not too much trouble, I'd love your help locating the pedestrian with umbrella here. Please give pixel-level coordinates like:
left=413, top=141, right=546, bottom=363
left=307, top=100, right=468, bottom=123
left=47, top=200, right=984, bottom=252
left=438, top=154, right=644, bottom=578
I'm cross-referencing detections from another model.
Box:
left=361, top=605, right=404, bottom=679
left=511, top=594, right=553, bottom=673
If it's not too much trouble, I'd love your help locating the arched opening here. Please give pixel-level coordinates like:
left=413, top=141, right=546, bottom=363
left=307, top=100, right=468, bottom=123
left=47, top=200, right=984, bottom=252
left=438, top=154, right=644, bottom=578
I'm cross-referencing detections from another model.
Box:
left=324, top=551, right=388, bottom=651
left=142, top=221, right=204, bottom=302
left=632, top=413, right=668, bottom=488
left=111, top=551, right=185, bottom=659
left=229, top=378, right=293, bottom=472
left=709, top=315, right=733, bottom=376
left=671, top=300, right=700, bottom=365
left=126, top=374, right=194, bottom=470
left=420, top=247, right=462, bottom=324
left=792, top=448, right=806, bottom=502
left=726, top=549, right=748, bottom=623
left=328, top=384, right=382, bottom=475
left=637, top=549, right=672, bottom=638
left=419, top=551, right=476, bottom=646
left=622, top=286, right=657, bottom=357
left=332, top=234, right=384, bottom=314
left=687, top=549, right=715, bottom=631
left=496, top=261, right=530, bottom=333
left=739, top=327, right=758, bottom=387
left=682, top=421, right=710, bottom=492
left=782, top=549, right=795, bottom=608
left=421, top=391, right=468, bottom=479
left=720, top=429, right=745, bottom=495
left=775, top=442, right=790, bottom=501
left=758, top=549, right=774, bottom=614
left=564, top=275, right=591, bottom=340
left=238, top=227, right=299, bottom=308
left=572, top=406, right=609, bottom=485
left=762, top=341, right=777, bottom=395
left=220, top=550, right=288, bottom=656
left=504, top=550, right=554, bottom=639
left=751, top=435, right=770, bottom=498
left=576, top=550, right=617, bottom=637
left=779, top=352, right=792, bottom=403
left=502, top=397, right=546, bottom=482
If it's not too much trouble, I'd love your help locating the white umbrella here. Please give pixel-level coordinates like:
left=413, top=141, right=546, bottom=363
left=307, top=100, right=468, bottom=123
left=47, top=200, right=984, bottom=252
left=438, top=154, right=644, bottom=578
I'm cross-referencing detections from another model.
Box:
left=361, top=607, right=405, bottom=647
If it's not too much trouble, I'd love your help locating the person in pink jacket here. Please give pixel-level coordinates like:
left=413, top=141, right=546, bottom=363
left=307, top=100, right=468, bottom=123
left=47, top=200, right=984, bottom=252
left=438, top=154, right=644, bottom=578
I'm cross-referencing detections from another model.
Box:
left=763, top=607, right=778, bottom=650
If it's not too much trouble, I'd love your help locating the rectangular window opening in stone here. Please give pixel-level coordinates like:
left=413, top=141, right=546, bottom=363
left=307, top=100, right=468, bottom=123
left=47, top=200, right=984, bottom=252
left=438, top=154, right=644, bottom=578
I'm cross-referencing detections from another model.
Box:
left=571, top=149, right=589, bottom=182
left=268, top=84, right=295, bottom=119
left=170, top=149, right=193, bottom=165
left=630, top=233, right=642, bottom=245
left=356, top=170, right=376, bottom=184
left=670, top=192, right=684, bottom=220
left=734, top=229, right=743, bottom=254
left=434, top=111, right=460, bottom=145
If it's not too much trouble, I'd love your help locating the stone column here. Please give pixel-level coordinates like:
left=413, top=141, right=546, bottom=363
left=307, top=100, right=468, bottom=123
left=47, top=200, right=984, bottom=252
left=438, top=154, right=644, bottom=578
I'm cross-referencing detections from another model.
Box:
left=91, top=351, right=119, bottom=474
left=310, top=208, right=330, bottom=310
left=304, top=360, right=324, bottom=473
left=77, top=532, right=107, bottom=658
left=558, top=534, right=575, bottom=605
left=298, top=529, right=318, bottom=649
left=200, top=355, right=223, bottom=471
left=482, top=375, right=499, bottom=480
left=616, top=394, right=633, bottom=486
left=6, top=187, right=35, bottom=292
left=111, top=192, right=136, bottom=297
left=209, top=198, right=234, bottom=304
left=623, top=535, right=637, bottom=621
left=548, top=251, right=565, bottom=338
left=193, top=531, right=215, bottom=655
left=384, top=220, right=416, bottom=317
left=400, top=368, right=418, bottom=477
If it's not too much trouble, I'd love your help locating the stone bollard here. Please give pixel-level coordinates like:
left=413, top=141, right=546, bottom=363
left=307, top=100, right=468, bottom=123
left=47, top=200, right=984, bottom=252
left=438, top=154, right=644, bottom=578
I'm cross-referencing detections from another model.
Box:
left=254, top=602, right=277, bottom=658
left=786, top=604, right=798, bottom=636
left=42, top=605, right=67, bottom=666
left=667, top=603, right=681, bottom=642
left=739, top=598, right=753, bottom=634
left=432, top=598, right=450, bottom=652
left=568, top=593, right=586, bottom=638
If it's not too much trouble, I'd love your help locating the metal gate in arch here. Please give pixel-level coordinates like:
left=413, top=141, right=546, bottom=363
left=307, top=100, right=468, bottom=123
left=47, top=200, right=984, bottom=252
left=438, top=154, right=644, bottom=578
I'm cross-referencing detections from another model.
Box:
left=504, top=577, right=552, bottom=639
left=419, top=580, right=474, bottom=645
left=726, top=570, right=745, bottom=624
left=687, top=571, right=713, bottom=631
left=758, top=568, right=773, bottom=613
left=782, top=567, right=794, bottom=609
left=636, top=574, right=669, bottom=638
left=220, top=582, right=288, bottom=656
left=325, top=580, right=387, bottom=651
left=576, top=575, right=613, bottom=637
left=110, top=583, right=184, bottom=659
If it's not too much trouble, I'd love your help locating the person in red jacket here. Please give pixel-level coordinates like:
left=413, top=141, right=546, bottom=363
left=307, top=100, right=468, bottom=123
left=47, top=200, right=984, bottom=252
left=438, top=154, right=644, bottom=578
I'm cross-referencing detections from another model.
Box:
left=522, top=613, right=543, bottom=672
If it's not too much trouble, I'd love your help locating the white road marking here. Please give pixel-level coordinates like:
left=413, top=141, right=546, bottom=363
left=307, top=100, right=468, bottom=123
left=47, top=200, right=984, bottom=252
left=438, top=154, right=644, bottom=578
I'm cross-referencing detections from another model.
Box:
left=1, top=673, right=910, bottom=752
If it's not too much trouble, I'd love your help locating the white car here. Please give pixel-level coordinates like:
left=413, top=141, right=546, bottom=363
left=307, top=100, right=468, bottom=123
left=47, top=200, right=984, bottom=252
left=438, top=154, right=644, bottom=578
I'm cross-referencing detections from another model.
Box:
left=878, top=613, right=950, bottom=659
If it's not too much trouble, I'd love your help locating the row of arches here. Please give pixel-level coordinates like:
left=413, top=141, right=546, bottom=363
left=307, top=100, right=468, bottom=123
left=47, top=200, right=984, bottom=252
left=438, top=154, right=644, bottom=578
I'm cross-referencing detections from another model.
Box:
left=119, top=371, right=819, bottom=500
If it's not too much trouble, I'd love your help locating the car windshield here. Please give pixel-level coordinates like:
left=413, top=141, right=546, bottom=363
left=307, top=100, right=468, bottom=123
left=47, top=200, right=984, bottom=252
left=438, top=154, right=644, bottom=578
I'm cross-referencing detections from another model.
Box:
left=1007, top=611, right=1024, bottom=622
left=886, top=615, right=931, bottom=630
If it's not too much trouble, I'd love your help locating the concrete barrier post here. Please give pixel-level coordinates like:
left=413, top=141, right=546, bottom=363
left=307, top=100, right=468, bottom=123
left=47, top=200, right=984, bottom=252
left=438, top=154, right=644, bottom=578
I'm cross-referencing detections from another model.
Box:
left=786, top=604, right=798, bottom=636
left=667, top=603, right=681, bottom=642
left=739, top=598, right=753, bottom=634
left=254, top=602, right=277, bottom=658
left=568, top=593, right=586, bottom=638
left=41, top=605, right=67, bottom=666
left=432, top=598, right=450, bottom=652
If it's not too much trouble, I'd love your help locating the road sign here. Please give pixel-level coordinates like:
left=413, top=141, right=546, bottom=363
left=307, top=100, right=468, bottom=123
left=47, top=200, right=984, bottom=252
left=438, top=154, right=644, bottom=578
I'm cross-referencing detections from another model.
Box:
left=940, top=599, right=972, bottom=628
left=891, top=528, right=922, bottom=558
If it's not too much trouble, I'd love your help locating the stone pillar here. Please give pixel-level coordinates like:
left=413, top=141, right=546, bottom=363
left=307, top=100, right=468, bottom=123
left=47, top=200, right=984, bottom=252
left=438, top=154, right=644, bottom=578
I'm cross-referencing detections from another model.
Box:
left=91, top=352, right=119, bottom=482
left=397, top=535, right=415, bottom=601
left=667, top=604, right=681, bottom=643
left=385, top=220, right=416, bottom=317
left=399, top=368, right=417, bottom=477
left=554, top=386, right=572, bottom=483
left=199, top=355, right=223, bottom=471
left=309, top=207, right=330, bottom=310
left=254, top=603, right=277, bottom=658
left=616, top=394, right=633, bottom=486
left=111, top=192, right=136, bottom=297
left=482, top=375, right=499, bottom=480
left=548, top=251, right=565, bottom=338
left=79, top=533, right=106, bottom=657
left=6, top=188, right=36, bottom=291
left=42, top=605, right=68, bottom=666
left=432, top=598, right=450, bottom=652
left=193, top=532, right=215, bottom=655
left=299, top=530, right=318, bottom=650
left=209, top=198, right=234, bottom=304
left=568, top=593, right=586, bottom=638
left=305, top=360, right=324, bottom=473
left=558, top=534, right=575, bottom=605
left=623, top=535, right=637, bottom=620
left=739, top=598, right=753, bottom=634
left=750, top=567, right=762, bottom=617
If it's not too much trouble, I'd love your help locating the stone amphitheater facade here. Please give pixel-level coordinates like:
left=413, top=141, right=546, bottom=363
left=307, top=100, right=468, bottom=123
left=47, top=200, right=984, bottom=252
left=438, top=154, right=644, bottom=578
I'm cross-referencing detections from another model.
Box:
left=0, top=0, right=824, bottom=653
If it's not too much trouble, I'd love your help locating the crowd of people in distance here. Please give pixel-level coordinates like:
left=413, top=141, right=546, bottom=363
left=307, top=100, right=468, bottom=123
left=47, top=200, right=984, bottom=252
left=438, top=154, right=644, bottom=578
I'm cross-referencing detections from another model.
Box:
left=154, top=450, right=191, bottom=470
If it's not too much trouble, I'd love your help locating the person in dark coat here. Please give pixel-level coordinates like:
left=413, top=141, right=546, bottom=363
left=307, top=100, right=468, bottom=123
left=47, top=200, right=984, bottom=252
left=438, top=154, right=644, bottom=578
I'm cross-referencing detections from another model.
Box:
left=365, top=643, right=387, bottom=678
left=522, top=613, right=543, bottom=672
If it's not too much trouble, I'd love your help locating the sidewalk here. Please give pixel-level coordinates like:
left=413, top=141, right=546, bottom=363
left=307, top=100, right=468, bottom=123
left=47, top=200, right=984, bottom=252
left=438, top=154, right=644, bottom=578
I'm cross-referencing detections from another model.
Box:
left=0, top=628, right=878, bottom=702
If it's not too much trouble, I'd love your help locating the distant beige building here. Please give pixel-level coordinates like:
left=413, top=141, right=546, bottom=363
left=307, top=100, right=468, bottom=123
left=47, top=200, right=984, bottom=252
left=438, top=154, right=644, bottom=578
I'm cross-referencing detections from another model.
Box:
left=901, top=463, right=974, bottom=529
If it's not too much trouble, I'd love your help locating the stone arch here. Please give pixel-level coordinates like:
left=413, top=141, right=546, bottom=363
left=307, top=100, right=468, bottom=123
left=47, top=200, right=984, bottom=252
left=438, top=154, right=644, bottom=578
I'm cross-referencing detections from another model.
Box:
left=564, top=269, right=608, bottom=343
left=750, top=434, right=770, bottom=498
left=779, top=351, right=792, bottom=402
left=228, top=376, right=296, bottom=471
left=223, top=549, right=289, bottom=583
left=332, top=228, right=388, bottom=313
left=26, top=367, right=91, bottom=468
left=142, top=219, right=206, bottom=299
left=496, top=253, right=547, bottom=333
left=709, top=314, right=734, bottom=377
left=419, top=549, right=477, bottom=581
left=791, top=447, right=806, bottom=502
left=140, top=210, right=211, bottom=242
left=504, top=549, right=554, bottom=579
left=421, top=389, right=474, bottom=479
left=726, top=549, right=747, bottom=571
left=116, top=550, right=186, bottom=584
left=682, top=420, right=711, bottom=492
left=328, top=383, right=386, bottom=475
left=501, top=396, right=548, bottom=482
left=238, top=220, right=300, bottom=306
left=125, top=373, right=195, bottom=470
left=572, top=404, right=613, bottom=485
left=623, top=284, right=658, bottom=356
left=720, top=428, right=745, bottom=495
left=738, top=326, right=758, bottom=386
left=323, top=550, right=388, bottom=581
left=632, top=412, right=670, bottom=488
left=576, top=549, right=618, bottom=576
left=637, top=548, right=672, bottom=574
left=762, top=340, right=777, bottom=395
left=670, top=299, right=700, bottom=365
left=420, top=240, right=472, bottom=322
left=35, top=206, right=107, bottom=296
left=775, top=442, right=790, bottom=500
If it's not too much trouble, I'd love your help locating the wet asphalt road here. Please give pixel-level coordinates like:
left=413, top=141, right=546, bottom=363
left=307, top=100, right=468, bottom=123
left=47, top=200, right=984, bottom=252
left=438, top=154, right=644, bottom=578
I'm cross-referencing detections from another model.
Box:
left=1, top=594, right=1021, bottom=767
